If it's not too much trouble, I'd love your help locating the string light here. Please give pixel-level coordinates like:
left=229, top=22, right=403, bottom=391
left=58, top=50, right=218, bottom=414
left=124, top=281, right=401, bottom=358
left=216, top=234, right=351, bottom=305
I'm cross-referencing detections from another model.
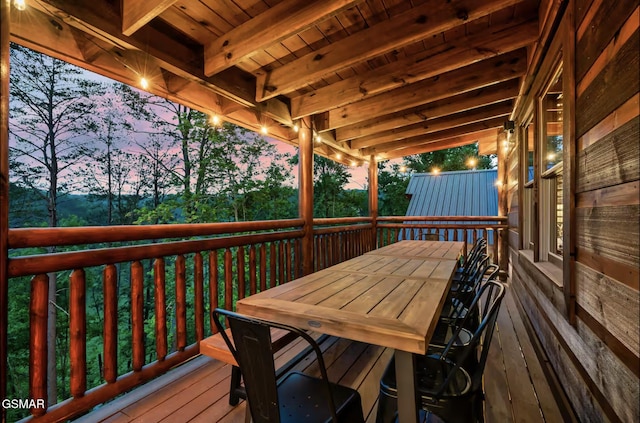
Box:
left=546, top=152, right=556, bottom=161
left=467, top=158, right=477, bottom=168
left=140, top=77, right=149, bottom=90
left=495, top=180, right=503, bottom=187
left=431, top=167, right=440, bottom=175
left=350, top=161, right=357, bottom=167
left=14, top=0, right=26, bottom=11
left=261, top=125, right=268, bottom=135
left=335, top=153, right=342, bottom=159
left=293, top=123, right=299, bottom=132
left=210, top=114, right=220, bottom=126
left=399, top=166, right=407, bottom=173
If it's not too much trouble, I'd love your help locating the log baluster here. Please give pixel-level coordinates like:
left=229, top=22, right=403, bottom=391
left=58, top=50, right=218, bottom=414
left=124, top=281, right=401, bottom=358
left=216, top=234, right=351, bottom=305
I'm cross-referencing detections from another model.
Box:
left=224, top=248, right=233, bottom=310
left=285, top=241, right=292, bottom=282
left=194, top=252, right=204, bottom=342
left=154, top=258, right=167, bottom=360
left=209, top=251, right=219, bottom=333
left=237, top=246, right=246, bottom=299
left=69, top=269, right=87, bottom=398
left=249, top=245, right=257, bottom=295
left=103, top=265, right=118, bottom=382
left=29, top=274, right=48, bottom=416
left=259, top=244, right=267, bottom=292
left=278, top=241, right=285, bottom=285
left=131, top=261, right=144, bottom=371
left=269, top=243, right=276, bottom=288
left=175, top=255, right=187, bottom=350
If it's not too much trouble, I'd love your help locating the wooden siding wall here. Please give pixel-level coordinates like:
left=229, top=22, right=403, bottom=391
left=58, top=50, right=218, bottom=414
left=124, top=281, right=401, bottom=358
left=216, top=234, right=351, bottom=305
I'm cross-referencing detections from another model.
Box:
left=508, top=1, right=639, bottom=422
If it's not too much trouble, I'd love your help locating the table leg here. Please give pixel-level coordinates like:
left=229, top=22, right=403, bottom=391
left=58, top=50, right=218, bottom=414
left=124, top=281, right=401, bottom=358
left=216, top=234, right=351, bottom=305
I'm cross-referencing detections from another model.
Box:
left=395, top=350, right=420, bottom=423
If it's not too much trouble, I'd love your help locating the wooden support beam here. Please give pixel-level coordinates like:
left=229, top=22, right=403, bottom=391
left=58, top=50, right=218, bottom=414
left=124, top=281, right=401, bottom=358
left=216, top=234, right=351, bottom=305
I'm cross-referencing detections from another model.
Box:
left=122, top=0, right=177, bottom=36
left=383, top=130, right=499, bottom=159
left=299, top=116, right=314, bottom=276
left=349, top=101, right=513, bottom=149
left=291, top=18, right=538, bottom=118
left=336, top=79, right=521, bottom=141
left=320, top=49, right=527, bottom=131
left=363, top=118, right=504, bottom=156
left=368, top=156, right=378, bottom=249
left=204, top=0, right=363, bottom=76
left=257, top=0, right=523, bottom=101
left=1, top=0, right=10, bottom=418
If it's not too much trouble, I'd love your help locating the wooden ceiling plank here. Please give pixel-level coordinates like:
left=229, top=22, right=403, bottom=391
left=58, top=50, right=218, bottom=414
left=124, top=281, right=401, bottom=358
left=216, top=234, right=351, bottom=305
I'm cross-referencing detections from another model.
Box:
left=291, top=18, right=538, bottom=118
left=349, top=101, right=513, bottom=149
left=336, top=79, right=520, bottom=140
left=204, top=0, right=364, bottom=76
left=321, top=48, right=527, bottom=131
left=122, top=0, right=178, bottom=36
left=382, top=131, right=499, bottom=159
left=362, top=117, right=505, bottom=155
left=256, top=0, right=524, bottom=101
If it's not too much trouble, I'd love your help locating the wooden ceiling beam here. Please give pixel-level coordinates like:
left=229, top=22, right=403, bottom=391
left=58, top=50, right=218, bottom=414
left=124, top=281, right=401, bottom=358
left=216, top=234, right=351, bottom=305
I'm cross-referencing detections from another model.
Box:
left=336, top=79, right=521, bottom=141
left=256, top=0, right=524, bottom=101
left=362, top=117, right=505, bottom=156
left=291, top=18, right=538, bottom=119
left=32, top=0, right=265, bottom=110
left=122, top=0, right=177, bottom=36
left=204, top=0, right=363, bottom=76
left=317, top=49, right=527, bottom=131
left=382, top=130, right=499, bottom=159
left=349, top=101, right=513, bottom=149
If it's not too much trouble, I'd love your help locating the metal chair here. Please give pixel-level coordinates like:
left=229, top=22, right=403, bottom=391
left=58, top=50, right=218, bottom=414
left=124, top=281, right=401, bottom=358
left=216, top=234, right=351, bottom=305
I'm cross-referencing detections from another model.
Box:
left=213, top=308, right=364, bottom=423
left=376, top=280, right=506, bottom=423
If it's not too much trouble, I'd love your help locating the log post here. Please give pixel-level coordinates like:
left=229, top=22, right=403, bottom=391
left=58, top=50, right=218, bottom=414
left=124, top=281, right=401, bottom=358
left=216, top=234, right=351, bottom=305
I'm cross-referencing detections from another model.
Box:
left=299, top=116, right=314, bottom=275
left=368, top=155, right=379, bottom=250
left=0, top=0, right=10, bottom=417
left=497, top=131, right=509, bottom=279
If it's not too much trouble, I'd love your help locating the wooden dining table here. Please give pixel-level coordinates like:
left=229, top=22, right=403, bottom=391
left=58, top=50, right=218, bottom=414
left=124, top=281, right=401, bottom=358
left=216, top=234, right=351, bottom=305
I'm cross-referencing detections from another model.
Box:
left=236, top=240, right=464, bottom=423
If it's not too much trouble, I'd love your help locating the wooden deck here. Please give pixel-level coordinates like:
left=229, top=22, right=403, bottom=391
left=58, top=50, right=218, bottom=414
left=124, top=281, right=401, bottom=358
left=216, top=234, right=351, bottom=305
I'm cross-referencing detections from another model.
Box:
left=73, top=284, right=574, bottom=423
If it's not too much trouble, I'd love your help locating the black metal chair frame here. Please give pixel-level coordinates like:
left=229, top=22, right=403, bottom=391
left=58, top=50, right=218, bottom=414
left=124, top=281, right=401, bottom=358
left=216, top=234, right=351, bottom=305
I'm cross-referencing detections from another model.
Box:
left=377, top=280, right=506, bottom=423
left=212, top=308, right=364, bottom=423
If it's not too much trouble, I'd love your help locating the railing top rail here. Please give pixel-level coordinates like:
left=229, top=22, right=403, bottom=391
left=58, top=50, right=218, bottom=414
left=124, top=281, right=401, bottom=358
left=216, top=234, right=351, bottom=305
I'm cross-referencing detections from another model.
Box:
left=313, top=217, right=372, bottom=225
left=9, top=218, right=305, bottom=249
left=377, top=216, right=507, bottom=222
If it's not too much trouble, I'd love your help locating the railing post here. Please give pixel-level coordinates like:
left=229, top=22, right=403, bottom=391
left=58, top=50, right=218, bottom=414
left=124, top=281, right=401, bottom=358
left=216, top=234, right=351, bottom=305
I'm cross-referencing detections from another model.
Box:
left=497, top=134, right=509, bottom=279
left=369, top=155, right=378, bottom=250
left=0, top=0, right=10, bottom=417
left=299, top=116, right=314, bottom=275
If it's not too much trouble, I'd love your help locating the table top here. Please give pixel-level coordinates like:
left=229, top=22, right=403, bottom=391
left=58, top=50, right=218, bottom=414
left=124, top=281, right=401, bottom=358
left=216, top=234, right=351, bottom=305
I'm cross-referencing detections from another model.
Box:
left=236, top=240, right=464, bottom=355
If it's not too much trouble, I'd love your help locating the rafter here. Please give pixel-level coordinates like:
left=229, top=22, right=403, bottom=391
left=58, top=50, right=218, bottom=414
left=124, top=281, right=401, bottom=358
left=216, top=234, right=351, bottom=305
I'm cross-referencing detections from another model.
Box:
left=122, top=0, right=177, bottom=36
left=335, top=79, right=521, bottom=141
left=382, top=130, right=500, bottom=159
left=204, top=0, right=363, bottom=76
left=291, top=18, right=538, bottom=118
left=349, top=101, right=513, bottom=149
left=316, top=49, right=527, bottom=131
left=256, top=0, right=524, bottom=101
left=362, top=117, right=505, bottom=156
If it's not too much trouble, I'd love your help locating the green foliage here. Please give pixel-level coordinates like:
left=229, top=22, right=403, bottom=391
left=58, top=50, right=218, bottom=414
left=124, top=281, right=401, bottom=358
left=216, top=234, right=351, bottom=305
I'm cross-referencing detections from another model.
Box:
left=403, top=144, right=495, bottom=173
left=377, top=162, right=410, bottom=216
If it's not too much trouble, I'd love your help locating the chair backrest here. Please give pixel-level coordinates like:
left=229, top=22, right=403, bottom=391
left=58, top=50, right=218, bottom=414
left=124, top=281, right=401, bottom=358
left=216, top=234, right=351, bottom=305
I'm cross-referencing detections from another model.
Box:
left=213, top=308, right=281, bottom=422
left=212, top=308, right=339, bottom=423
left=436, top=279, right=506, bottom=395
left=459, top=240, right=487, bottom=277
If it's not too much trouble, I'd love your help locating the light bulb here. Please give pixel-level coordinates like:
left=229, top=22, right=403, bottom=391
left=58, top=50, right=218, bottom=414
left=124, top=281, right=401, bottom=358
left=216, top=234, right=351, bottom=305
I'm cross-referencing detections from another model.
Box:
left=140, top=77, right=149, bottom=90
left=261, top=125, right=268, bottom=135
left=432, top=167, right=440, bottom=175
left=14, top=0, right=26, bottom=11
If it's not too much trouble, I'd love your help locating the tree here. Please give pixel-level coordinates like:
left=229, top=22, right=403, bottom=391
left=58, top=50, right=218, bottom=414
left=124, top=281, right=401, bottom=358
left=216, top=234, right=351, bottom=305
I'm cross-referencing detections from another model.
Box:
left=403, top=143, right=494, bottom=173
left=377, top=162, right=410, bottom=216
left=9, top=43, right=105, bottom=403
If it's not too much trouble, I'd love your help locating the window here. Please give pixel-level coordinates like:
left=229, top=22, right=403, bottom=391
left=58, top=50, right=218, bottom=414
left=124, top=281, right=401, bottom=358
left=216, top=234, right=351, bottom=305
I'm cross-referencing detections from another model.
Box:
left=522, top=117, right=535, bottom=250
left=539, top=64, right=563, bottom=263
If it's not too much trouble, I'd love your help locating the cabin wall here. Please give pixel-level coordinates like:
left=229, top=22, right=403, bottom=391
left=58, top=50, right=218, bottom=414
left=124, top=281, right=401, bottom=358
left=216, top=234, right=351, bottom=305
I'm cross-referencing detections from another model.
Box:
left=507, top=1, right=639, bottom=422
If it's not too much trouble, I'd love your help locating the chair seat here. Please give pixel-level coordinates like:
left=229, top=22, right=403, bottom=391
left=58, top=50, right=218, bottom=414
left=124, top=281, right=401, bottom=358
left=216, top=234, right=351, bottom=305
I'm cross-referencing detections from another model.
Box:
left=277, top=372, right=363, bottom=423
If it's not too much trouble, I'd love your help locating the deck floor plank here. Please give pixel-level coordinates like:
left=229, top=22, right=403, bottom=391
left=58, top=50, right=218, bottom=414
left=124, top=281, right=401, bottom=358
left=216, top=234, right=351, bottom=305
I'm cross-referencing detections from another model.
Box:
left=74, top=285, right=572, bottom=423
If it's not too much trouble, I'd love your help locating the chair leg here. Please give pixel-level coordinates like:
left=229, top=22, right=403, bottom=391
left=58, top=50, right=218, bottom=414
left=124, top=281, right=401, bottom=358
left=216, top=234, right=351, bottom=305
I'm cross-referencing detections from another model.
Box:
left=229, top=365, right=243, bottom=405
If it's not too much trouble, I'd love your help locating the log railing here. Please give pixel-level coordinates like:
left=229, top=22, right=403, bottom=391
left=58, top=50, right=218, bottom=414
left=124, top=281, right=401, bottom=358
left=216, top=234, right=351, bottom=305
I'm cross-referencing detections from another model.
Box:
left=312, top=217, right=374, bottom=271
left=7, top=220, right=305, bottom=422
left=376, top=216, right=508, bottom=264
left=3, top=216, right=505, bottom=422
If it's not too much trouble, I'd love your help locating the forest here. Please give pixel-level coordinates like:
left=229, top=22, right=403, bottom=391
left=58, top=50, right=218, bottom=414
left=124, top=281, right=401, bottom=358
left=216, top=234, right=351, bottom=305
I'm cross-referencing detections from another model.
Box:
left=6, top=43, right=493, bottom=420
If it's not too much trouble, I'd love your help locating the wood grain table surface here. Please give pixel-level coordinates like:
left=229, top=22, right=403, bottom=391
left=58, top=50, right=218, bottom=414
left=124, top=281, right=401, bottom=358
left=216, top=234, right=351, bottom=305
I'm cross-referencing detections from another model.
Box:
left=236, top=240, right=464, bottom=423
